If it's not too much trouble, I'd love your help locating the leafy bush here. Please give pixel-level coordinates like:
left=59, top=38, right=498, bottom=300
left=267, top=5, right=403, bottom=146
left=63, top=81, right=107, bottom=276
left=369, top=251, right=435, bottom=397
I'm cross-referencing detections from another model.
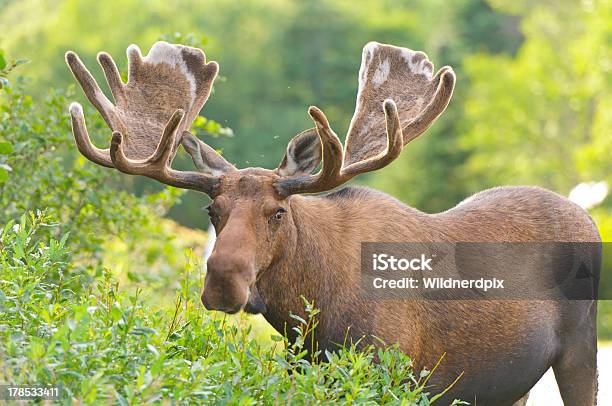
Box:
left=0, top=45, right=459, bottom=404
left=0, top=214, right=458, bottom=405
left=0, top=48, right=27, bottom=91
left=0, top=66, right=182, bottom=264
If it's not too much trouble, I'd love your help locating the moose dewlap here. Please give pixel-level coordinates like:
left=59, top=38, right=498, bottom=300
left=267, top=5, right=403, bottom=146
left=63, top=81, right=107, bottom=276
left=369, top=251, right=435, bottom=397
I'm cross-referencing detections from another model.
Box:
left=66, top=41, right=601, bottom=405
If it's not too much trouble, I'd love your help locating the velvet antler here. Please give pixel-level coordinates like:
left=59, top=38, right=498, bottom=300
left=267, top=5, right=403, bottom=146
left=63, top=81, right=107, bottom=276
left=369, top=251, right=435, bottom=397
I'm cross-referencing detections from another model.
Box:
left=66, top=41, right=233, bottom=195
left=275, top=42, right=455, bottom=196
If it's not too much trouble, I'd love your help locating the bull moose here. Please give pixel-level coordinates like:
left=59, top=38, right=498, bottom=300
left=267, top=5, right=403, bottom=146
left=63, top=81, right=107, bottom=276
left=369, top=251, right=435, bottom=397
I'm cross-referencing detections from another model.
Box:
left=65, top=41, right=600, bottom=405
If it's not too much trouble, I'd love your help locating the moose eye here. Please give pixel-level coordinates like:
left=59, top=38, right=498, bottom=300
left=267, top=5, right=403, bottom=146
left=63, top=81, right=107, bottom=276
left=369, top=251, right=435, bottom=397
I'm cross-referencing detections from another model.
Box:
left=272, top=208, right=286, bottom=221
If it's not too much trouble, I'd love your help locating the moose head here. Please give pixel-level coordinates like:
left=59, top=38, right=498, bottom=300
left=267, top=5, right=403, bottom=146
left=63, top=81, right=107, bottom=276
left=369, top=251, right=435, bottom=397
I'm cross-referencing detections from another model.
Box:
left=66, top=41, right=454, bottom=314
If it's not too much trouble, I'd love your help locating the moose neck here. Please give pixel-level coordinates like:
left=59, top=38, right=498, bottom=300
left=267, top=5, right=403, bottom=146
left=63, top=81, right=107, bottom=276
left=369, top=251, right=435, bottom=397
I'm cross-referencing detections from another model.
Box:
left=256, top=187, right=429, bottom=350
left=257, top=193, right=345, bottom=344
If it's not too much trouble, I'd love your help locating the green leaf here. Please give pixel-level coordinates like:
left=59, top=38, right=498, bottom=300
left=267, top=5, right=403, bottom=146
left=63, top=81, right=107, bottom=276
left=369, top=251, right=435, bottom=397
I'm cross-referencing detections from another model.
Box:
left=0, top=51, right=6, bottom=70
left=0, top=167, right=7, bottom=183
left=0, top=141, right=13, bottom=155
left=114, top=392, right=128, bottom=406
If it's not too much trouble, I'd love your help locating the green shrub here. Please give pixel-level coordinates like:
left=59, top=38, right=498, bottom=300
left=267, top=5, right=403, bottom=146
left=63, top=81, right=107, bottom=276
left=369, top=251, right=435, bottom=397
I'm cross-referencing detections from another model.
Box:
left=0, top=76, right=183, bottom=262
left=0, top=214, right=460, bottom=405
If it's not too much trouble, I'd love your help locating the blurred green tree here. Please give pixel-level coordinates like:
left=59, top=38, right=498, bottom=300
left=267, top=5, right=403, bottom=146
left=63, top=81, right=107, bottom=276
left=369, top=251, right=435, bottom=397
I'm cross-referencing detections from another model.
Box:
left=0, top=0, right=524, bottom=225
left=459, top=0, right=610, bottom=193
left=368, top=0, right=523, bottom=212
left=1, top=0, right=608, bottom=227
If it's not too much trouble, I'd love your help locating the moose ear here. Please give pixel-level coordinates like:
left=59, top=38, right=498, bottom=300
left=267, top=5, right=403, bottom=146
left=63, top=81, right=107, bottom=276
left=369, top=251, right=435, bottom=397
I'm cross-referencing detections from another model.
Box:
left=276, top=129, right=322, bottom=177
left=181, top=131, right=236, bottom=176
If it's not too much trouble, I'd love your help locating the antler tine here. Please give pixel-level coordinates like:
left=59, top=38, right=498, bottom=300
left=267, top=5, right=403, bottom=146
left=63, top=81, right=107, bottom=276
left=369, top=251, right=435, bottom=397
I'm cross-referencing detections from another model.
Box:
left=97, top=52, right=126, bottom=103
left=275, top=101, right=403, bottom=196
left=66, top=50, right=119, bottom=168
left=110, top=109, right=221, bottom=194
left=305, top=107, right=345, bottom=191
left=275, top=107, right=344, bottom=196
left=69, top=102, right=114, bottom=168
left=110, top=109, right=183, bottom=172
left=65, top=51, right=116, bottom=128
left=126, top=44, right=143, bottom=84
left=402, top=66, right=455, bottom=144
left=341, top=99, right=403, bottom=177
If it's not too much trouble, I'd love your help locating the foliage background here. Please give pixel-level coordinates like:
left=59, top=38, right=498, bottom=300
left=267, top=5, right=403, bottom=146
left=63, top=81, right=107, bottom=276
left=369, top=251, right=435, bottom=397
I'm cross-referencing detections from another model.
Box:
left=2, top=0, right=609, bottom=228
left=0, top=0, right=610, bottom=403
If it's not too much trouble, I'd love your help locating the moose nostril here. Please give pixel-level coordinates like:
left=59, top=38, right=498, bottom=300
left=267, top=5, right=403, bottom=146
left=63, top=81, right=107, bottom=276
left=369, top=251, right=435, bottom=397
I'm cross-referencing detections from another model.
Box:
left=221, top=303, right=243, bottom=314
left=203, top=254, right=253, bottom=314
left=201, top=293, right=242, bottom=314
left=201, top=292, right=214, bottom=310
left=201, top=277, right=246, bottom=313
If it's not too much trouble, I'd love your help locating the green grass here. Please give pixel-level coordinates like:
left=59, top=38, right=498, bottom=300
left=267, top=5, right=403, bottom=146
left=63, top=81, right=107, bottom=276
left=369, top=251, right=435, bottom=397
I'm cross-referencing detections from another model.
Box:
left=0, top=213, right=464, bottom=405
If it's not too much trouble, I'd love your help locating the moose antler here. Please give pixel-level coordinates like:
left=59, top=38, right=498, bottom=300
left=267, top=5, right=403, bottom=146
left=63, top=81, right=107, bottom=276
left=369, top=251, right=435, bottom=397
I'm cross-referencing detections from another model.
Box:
left=275, top=42, right=455, bottom=196
left=66, top=41, right=230, bottom=194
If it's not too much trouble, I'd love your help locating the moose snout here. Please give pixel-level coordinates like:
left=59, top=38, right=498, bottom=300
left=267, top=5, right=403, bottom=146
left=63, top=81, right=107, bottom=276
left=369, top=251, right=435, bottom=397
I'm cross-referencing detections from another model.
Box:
left=201, top=254, right=254, bottom=314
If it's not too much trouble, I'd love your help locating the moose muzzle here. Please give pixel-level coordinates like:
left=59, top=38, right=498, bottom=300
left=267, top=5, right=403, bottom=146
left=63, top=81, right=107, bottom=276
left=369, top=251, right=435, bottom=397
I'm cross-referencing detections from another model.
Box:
left=201, top=253, right=255, bottom=314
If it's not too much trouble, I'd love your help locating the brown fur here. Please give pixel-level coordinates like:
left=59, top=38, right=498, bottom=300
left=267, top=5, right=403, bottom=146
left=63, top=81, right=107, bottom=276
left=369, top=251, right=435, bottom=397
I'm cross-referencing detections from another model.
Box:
left=200, top=168, right=599, bottom=405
